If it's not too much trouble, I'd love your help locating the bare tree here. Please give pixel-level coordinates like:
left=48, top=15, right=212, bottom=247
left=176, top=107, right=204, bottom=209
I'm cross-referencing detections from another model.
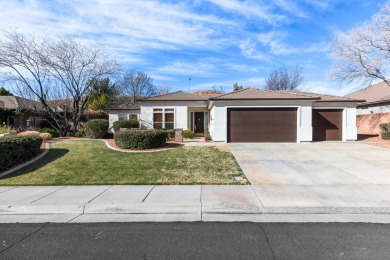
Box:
left=119, top=70, right=157, bottom=99
left=232, top=82, right=243, bottom=91
left=157, top=85, right=171, bottom=95
left=0, top=31, right=118, bottom=136
left=265, top=66, right=304, bottom=90
left=330, top=2, right=390, bottom=86
left=212, top=85, right=226, bottom=93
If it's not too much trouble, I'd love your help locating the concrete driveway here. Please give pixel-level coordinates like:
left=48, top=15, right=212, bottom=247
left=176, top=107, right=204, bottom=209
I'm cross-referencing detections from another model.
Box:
left=228, top=142, right=390, bottom=185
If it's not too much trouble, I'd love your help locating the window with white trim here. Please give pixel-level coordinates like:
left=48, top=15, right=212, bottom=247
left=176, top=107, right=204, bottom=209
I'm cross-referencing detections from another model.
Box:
left=153, top=108, right=174, bottom=129
left=118, top=113, right=128, bottom=120
left=130, top=114, right=138, bottom=120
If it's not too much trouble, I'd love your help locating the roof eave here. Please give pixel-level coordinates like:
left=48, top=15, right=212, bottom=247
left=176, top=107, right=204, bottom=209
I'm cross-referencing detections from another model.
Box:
left=210, top=98, right=321, bottom=101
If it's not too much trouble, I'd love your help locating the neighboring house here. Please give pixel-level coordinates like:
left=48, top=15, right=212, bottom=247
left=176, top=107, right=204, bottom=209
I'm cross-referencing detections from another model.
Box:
left=346, top=81, right=390, bottom=136
left=345, top=81, right=390, bottom=115
left=139, top=88, right=363, bottom=143
left=0, top=96, right=44, bottom=128
left=106, top=100, right=141, bottom=133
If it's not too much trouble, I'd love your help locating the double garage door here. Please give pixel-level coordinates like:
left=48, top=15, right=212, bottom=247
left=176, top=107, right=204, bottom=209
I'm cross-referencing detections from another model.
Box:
left=227, top=108, right=343, bottom=143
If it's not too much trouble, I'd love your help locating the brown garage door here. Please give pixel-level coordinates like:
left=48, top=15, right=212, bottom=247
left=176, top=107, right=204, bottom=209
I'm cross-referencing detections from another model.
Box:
left=227, top=108, right=297, bottom=142
left=312, top=109, right=343, bottom=141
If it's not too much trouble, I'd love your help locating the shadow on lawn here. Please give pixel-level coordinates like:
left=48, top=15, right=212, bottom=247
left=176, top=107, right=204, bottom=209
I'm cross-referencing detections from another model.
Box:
left=0, top=148, right=69, bottom=180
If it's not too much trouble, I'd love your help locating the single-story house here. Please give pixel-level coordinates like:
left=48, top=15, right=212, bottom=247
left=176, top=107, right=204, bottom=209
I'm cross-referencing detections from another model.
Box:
left=345, top=81, right=390, bottom=115
left=139, top=88, right=363, bottom=143
left=0, top=96, right=44, bottom=128
left=106, top=100, right=141, bottom=133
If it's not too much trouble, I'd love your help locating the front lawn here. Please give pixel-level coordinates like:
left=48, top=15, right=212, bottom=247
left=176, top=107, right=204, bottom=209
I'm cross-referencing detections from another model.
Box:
left=0, top=140, right=247, bottom=185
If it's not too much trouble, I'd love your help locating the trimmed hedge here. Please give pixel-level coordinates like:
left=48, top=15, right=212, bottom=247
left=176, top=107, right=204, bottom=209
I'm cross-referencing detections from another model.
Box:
left=113, top=119, right=140, bottom=132
left=182, top=129, right=194, bottom=139
left=84, top=119, right=109, bottom=139
left=114, top=130, right=168, bottom=150
left=0, top=136, right=43, bottom=172
left=40, top=127, right=59, bottom=138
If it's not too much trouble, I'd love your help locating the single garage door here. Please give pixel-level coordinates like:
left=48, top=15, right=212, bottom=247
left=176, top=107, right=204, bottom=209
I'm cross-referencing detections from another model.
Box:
left=312, top=109, right=343, bottom=141
left=227, top=108, right=297, bottom=142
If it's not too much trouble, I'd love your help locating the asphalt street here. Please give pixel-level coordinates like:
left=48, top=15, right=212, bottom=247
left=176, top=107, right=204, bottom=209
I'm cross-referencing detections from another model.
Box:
left=0, top=222, right=389, bottom=259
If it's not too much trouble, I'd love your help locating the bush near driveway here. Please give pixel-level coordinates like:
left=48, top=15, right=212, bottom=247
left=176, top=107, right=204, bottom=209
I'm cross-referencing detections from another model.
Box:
left=84, top=119, right=109, bottom=139
left=114, top=130, right=168, bottom=150
left=0, top=135, right=43, bottom=171
left=113, top=119, right=139, bottom=132
left=380, top=122, right=390, bottom=140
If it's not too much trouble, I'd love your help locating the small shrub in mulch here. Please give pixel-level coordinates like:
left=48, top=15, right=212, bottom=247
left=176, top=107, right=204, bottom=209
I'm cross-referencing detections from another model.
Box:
left=182, top=130, right=194, bottom=139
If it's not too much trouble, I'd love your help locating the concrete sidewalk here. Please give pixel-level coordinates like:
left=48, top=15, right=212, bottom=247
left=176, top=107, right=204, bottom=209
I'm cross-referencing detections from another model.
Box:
left=1, top=185, right=390, bottom=223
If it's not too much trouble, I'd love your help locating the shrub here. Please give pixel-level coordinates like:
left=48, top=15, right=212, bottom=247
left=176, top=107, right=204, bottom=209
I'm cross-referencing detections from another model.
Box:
left=182, top=129, right=194, bottom=139
left=380, top=123, right=390, bottom=140
left=18, top=131, right=40, bottom=137
left=84, top=110, right=109, bottom=121
left=39, top=133, right=52, bottom=140
left=74, top=130, right=85, bottom=138
left=0, top=125, right=13, bottom=134
left=114, top=130, right=168, bottom=150
left=84, top=119, right=109, bottom=139
left=0, top=136, right=43, bottom=171
left=40, top=127, right=58, bottom=137
left=382, top=132, right=390, bottom=140
left=379, top=123, right=390, bottom=132
left=204, top=128, right=212, bottom=141
left=166, top=129, right=175, bottom=140
left=113, top=119, right=140, bottom=132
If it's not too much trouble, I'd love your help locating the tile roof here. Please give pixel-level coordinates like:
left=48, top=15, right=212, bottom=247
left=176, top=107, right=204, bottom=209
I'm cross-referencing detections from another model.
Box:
left=288, top=91, right=363, bottom=102
left=142, top=91, right=210, bottom=101
left=210, top=88, right=321, bottom=100
left=106, top=100, right=140, bottom=110
left=0, top=96, right=44, bottom=110
left=345, top=81, right=390, bottom=104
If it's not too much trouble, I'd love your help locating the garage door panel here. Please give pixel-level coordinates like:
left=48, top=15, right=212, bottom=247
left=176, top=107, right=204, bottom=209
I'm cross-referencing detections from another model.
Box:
left=227, top=108, right=297, bottom=142
left=312, top=109, right=342, bottom=141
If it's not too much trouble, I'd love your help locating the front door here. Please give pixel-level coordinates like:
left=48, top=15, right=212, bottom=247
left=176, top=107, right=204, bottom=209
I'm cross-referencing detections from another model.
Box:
left=194, top=112, right=204, bottom=134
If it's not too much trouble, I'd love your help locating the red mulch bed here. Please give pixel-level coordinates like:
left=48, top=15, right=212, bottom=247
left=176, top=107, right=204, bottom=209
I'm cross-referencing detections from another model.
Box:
left=358, top=134, right=390, bottom=149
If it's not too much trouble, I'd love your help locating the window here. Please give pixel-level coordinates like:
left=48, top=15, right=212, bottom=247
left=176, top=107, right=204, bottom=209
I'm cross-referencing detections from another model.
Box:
left=153, top=108, right=174, bottom=129
left=153, top=111, right=163, bottom=129
left=118, top=113, right=128, bottom=120
left=130, top=114, right=138, bottom=120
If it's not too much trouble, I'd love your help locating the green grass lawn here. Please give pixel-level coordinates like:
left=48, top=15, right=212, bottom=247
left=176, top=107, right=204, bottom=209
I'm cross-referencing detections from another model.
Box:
left=0, top=140, right=247, bottom=185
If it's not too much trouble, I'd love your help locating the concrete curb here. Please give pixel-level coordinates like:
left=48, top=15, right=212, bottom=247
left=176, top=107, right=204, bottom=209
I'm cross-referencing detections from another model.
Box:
left=0, top=142, right=50, bottom=178
left=2, top=203, right=390, bottom=215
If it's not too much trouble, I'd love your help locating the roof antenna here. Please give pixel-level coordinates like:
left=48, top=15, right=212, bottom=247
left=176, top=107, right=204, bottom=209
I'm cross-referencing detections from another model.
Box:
left=188, top=77, right=191, bottom=93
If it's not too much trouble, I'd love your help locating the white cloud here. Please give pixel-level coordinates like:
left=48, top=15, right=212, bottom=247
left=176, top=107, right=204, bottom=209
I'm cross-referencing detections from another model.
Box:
left=303, top=80, right=362, bottom=96
left=257, top=31, right=298, bottom=55
left=273, top=0, right=307, bottom=18
left=207, top=0, right=285, bottom=23
left=0, top=0, right=234, bottom=57
left=223, top=63, right=260, bottom=73
left=157, top=61, right=218, bottom=77
left=239, top=40, right=269, bottom=61
left=304, top=42, right=330, bottom=53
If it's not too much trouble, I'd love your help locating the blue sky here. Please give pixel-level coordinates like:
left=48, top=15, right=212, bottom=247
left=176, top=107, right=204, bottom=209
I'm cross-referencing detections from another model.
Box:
left=0, top=0, right=385, bottom=95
